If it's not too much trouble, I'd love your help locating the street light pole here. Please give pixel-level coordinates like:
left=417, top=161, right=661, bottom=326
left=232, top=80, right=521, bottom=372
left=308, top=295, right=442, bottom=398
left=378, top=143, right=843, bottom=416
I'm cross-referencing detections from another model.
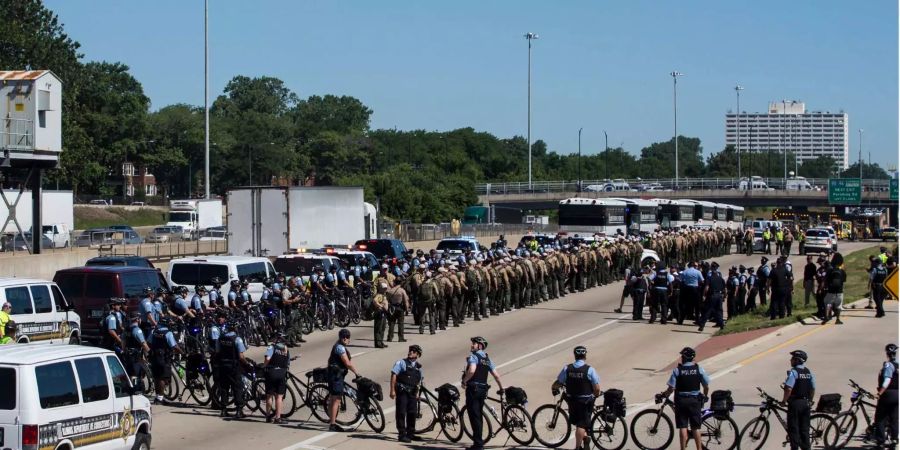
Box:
left=525, top=32, right=539, bottom=188
left=859, top=128, right=864, bottom=179
left=735, top=85, right=743, bottom=182
left=204, top=0, right=210, bottom=199
left=670, top=71, right=683, bottom=188
left=603, top=130, right=609, bottom=179
left=577, top=127, right=582, bottom=190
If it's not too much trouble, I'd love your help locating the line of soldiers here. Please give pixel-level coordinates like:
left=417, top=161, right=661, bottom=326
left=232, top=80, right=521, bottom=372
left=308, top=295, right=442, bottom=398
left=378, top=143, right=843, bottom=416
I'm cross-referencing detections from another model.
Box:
left=369, top=228, right=736, bottom=347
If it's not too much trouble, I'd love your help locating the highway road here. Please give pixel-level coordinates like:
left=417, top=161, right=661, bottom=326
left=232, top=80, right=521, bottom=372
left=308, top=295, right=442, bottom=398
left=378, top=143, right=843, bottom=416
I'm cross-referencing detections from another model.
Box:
left=150, top=241, right=893, bottom=449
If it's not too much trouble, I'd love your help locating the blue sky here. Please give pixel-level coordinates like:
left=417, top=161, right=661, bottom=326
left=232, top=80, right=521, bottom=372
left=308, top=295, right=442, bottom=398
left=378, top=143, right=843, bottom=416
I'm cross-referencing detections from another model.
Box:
left=45, top=0, right=898, bottom=168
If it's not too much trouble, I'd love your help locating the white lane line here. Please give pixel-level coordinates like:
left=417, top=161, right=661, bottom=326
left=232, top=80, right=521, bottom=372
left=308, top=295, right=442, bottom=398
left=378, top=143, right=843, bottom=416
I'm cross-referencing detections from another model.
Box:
left=709, top=363, right=743, bottom=381
left=281, top=432, right=334, bottom=450
left=497, top=313, right=631, bottom=370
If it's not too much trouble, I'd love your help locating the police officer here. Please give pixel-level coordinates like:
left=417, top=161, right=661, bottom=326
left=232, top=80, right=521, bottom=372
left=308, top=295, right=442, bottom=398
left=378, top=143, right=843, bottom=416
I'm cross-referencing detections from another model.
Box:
left=327, top=329, right=361, bottom=432
left=263, top=334, right=290, bottom=424
left=461, top=336, right=503, bottom=450
left=698, top=262, right=726, bottom=332
left=390, top=344, right=424, bottom=443
left=209, top=277, right=223, bottom=307
left=227, top=279, right=241, bottom=308
left=169, top=286, right=191, bottom=319
left=782, top=350, right=815, bottom=450
left=650, top=263, right=673, bottom=325
left=103, top=298, right=126, bottom=351
left=630, top=267, right=651, bottom=321
left=870, top=258, right=889, bottom=318
left=372, top=282, right=389, bottom=348
left=552, top=346, right=600, bottom=450
left=386, top=279, right=410, bottom=342
left=660, top=347, right=710, bottom=450
left=138, top=287, right=157, bottom=337
left=149, top=317, right=181, bottom=405
left=679, top=261, right=704, bottom=325
left=215, top=320, right=248, bottom=418
left=124, top=312, right=150, bottom=380
left=756, top=257, right=770, bottom=306
left=874, top=343, right=898, bottom=446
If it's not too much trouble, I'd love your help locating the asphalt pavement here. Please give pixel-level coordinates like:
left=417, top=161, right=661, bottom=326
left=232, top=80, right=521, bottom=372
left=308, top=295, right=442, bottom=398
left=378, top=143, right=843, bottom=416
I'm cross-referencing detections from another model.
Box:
left=149, top=241, right=893, bottom=449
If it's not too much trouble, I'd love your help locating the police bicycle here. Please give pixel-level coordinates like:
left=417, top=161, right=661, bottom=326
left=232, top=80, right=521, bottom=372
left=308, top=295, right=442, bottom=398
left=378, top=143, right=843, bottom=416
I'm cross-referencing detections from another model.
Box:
left=531, top=386, right=628, bottom=450
left=459, top=387, right=535, bottom=446
left=825, top=379, right=896, bottom=449
left=313, top=292, right=336, bottom=331
left=164, top=352, right=213, bottom=406
left=737, top=387, right=838, bottom=450
left=411, top=382, right=465, bottom=443
left=630, top=392, right=739, bottom=450
left=305, top=372, right=386, bottom=432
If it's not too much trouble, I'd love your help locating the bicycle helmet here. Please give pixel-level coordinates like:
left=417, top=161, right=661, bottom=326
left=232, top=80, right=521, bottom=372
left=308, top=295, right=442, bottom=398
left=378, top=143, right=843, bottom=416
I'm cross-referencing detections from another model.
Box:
left=230, top=279, right=241, bottom=288
left=339, top=328, right=351, bottom=339
left=263, top=277, right=273, bottom=287
left=142, top=286, right=154, bottom=295
left=240, top=278, right=250, bottom=287
left=574, top=346, right=587, bottom=358
left=680, top=347, right=696, bottom=361
left=470, top=336, right=488, bottom=350
left=179, top=286, right=190, bottom=294
left=409, top=344, right=423, bottom=356
left=155, top=287, right=168, bottom=296
left=194, top=285, right=207, bottom=293
left=789, top=350, right=808, bottom=363
left=210, top=277, right=222, bottom=286
left=886, top=344, right=898, bottom=356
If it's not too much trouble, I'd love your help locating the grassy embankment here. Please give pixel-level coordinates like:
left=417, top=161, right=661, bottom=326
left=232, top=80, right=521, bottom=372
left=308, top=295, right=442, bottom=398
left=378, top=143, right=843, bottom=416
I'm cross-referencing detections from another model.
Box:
left=74, top=206, right=167, bottom=230
left=717, top=244, right=889, bottom=335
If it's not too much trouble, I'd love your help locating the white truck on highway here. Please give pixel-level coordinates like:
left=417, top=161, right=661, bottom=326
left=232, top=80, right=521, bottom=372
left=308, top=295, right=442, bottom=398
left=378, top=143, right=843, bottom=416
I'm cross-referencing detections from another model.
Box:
left=166, top=198, right=224, bottom=240
left=227, top=186, right=369, bottom=257
left=0, top=190, right=74, bottom=248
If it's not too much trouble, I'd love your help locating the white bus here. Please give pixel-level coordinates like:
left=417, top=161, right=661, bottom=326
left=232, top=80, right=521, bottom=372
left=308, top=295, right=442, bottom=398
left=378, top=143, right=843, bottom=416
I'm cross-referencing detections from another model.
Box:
left=654, top=199, right=697, bottom=229
left=558, top=198, right=627, bottom=236
left=726, top=205, right=745, bottom=231
left=610, top=198, right=660, bottom=235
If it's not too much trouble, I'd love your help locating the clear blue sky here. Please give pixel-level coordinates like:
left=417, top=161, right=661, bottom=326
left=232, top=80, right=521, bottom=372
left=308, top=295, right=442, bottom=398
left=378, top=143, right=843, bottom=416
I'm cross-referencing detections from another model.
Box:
left=45, top=0, right=898, bottom=169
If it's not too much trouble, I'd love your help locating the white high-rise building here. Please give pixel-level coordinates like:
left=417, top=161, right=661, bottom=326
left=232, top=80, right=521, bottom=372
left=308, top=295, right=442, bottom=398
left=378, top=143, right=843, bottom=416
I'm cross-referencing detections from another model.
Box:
left=725, top=100, right=849, bottom=169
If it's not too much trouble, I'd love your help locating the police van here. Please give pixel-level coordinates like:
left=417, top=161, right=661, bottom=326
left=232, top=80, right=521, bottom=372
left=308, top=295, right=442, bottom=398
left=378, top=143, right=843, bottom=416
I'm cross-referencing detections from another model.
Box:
left=167, top=256, right=276, bottom=304
left=0, top=278, right=81, bottom=345
left=0, top=345, right=152, bottom=450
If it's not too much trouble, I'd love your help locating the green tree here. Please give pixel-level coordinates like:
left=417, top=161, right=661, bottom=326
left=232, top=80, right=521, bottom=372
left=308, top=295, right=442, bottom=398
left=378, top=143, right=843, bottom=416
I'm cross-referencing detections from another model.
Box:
left=839, top=161, right=891, bottom=179
left=798, top=155, right=838, bottom=179
left=638, top=136, right=705, bottom=179
left=292, top=95, right=372, bottom=141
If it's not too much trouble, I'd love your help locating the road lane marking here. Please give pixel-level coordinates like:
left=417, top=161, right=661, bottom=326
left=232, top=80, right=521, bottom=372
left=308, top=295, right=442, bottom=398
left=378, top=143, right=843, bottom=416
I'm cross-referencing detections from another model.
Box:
left=281, top=432, right=334, bottom=450
left=736, top=323, right=831, bottom=366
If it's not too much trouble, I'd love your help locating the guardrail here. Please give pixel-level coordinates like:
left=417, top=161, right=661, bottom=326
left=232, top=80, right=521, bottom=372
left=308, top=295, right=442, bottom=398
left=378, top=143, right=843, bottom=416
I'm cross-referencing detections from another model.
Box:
left=0, top=231, right=227, bottom=260
left=476, top=178, right=892, bottom=196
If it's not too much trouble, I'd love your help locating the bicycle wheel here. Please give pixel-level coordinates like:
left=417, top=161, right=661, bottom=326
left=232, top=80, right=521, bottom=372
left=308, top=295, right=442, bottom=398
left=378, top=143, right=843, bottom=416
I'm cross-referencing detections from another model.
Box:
left=308, top=384, right=331, bottom=423
left=532, top=403, right=571, bottom=448
left=362, top=399, right=386, bottom=433
left=335, top=393, right=362, bottom=428
left=164, top=367, right=182, bottom=401
left=591, top=414, right=628, bottom=450
left=414, top=397, right=438, bottom=435
left=135, top=361, right=154, bottom=397
left=737, top=416, right=770, bottom=450
left=630, top=409, right=675, bottom=450
left=460, top=405, right=494, bottom=444
left=810, top=413, right=838, bottom=449
left=350, top=300, right=362, bottom=325
left=335, top=305, right=351, bottom=328
left=300, top=312, right=314, bottom=335
left=188, top=374, right=212, bottom=406
left=828, top=411, right=857, bottom=449
left=248, top=379, right=267, bottom=413
left=316, top=308, right=329, bottom=332
left=439, top=401, right=464, bottom=443
left=504, top=404, right=535, bottom=446
left=698, top=414, right=738, bottom=450
left=281, top=383, right=300, bottom=418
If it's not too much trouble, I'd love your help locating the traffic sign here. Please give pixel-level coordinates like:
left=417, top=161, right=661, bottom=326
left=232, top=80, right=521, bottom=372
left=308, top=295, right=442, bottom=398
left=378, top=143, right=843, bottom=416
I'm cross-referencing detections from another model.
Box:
left=890, top=179, right=898, bottom=201
left=884, top=267, right=899, bottom=300
left=828, top=178, right=861, bottom=205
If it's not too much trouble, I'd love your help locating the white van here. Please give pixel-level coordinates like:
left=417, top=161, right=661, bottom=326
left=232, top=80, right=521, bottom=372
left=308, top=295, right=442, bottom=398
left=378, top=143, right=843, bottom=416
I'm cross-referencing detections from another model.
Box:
left=0, top=278, right=81, bottom=345
left=738, top=177, right=774, bottom=191
left=0, top=345, right=152, bottom=450
left=785, top=177, right=813, bottom=191
left=167, top=256, right=276, bottom=303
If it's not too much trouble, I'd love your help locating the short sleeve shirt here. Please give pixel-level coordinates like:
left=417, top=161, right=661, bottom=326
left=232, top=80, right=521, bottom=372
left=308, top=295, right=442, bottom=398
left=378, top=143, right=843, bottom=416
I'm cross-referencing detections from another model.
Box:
left=467, top=350, right=495, bottom=371
left=784, top=365, right=817, bottom=389
left=667, top=362, right=710, bottom=396
left=556, top=360, right=600, bottom=386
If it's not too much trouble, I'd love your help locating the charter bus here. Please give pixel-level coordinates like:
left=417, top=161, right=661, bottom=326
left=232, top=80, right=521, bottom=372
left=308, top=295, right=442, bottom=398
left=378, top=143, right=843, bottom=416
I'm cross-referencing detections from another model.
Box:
left=558, top=198, right=627, bottom=236
left=654, top=199, right=696, bottom=229
left=713, top=203, right=729, bottom=225
left=726, top=205, right=745, bottom=231
left=610, top=198, right=660, bottom=235
left=681, top=200, right=717, bottom=226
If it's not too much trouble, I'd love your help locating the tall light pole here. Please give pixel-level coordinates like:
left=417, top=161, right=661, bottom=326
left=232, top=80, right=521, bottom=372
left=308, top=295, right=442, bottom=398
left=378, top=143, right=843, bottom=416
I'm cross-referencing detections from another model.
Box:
left=859, top=128, right=864, bottom=179
left=204, top=0, right=210, bottom=199
left=577, top=127, right=583, bottom=189
left=603, top=130, right=609, bottom=179
left=735, top=85, right=744, bottom=182
left=524, top=32, right=539, bottom=188
left=670, top=71, right=683, bottom=188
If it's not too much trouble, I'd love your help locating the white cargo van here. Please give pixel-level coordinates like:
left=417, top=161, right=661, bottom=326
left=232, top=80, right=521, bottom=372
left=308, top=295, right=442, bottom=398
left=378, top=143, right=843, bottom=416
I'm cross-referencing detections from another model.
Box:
left=0, top=345, right=152, bottom=450
left=0, top=278, right=81, bottom=344
left=167, top=256, right=275, bottom=303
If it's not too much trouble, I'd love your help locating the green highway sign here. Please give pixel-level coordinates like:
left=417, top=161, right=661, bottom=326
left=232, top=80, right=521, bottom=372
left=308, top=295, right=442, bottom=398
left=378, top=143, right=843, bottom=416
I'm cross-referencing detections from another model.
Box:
left=891, top=179, right=898, bottom=201
left=828, top=178, right=861, bottom=205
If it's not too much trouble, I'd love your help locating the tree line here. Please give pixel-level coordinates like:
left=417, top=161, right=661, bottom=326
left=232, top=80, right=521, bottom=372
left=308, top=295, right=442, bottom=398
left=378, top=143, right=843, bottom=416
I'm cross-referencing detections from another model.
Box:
left=0, top=1, right=891, bottom=223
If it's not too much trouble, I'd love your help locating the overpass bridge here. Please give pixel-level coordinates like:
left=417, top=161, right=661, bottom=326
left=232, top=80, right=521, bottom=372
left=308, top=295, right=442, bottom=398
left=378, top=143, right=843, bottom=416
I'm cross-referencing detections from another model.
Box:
left=475, top=178, right=896, bottom=211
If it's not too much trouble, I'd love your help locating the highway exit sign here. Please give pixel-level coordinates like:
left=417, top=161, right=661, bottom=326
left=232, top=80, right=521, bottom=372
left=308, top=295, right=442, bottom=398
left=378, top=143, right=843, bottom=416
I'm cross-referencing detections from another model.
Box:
left=828, top=178, right=861, bottom=205
left=891, top=179, right=898, bottom=201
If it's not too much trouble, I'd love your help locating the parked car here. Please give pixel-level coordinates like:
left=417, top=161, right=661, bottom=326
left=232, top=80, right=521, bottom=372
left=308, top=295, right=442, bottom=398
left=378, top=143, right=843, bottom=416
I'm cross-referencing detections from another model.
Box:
left=0, top=277, right=81, bottom=344
left=802, top=228, right=835, bottom=254
left=199, top=225, right=226, bottom=241
left=2, top=233, right=54, bottom=252
left=145, top=225, right=183, bottom=243
left=88, top=199, right=111, bottom=206
left=85, top=255, right=155, bottom=269
left=881, top=227, right=897, bottom=241
left=74, top=228, right=114, bottom=247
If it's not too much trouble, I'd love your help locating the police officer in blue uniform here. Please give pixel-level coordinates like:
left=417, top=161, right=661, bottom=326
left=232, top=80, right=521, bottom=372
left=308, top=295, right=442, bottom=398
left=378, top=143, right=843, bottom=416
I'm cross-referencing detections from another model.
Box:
left=650, top=264, right=674, bottom=325
left=874, top=343, right=898, bottom=446
left=263, top=334, right=291, bottom=424
left=462, top=336, right=504, bottom=450
left=138, top=287, right=157, bottom=336
left=327, top=329, right=361, bottom=431
left=782, top=350, right=815, bottom=450
left=215, top=323, right=248, bottom=418
left=390, top=344, right=424, bottom=443
left=228, top=279, right=240, bottom=308
left=103, top=298, right=126, bottom=351
left=149, top=317, right=181, bottom=405
left=679, top=262, right=704, bottom=324
left=698, top=262, right=726, bottom=332
left=756, top=257, right=770, bottom=306
left=209, top=277, right=223, bottom=307
left=870, top=259, right=889, bottom=318
left=660, top=347, right=710, bottom=450
left=124, top=312, right=150, bottom=380
left=169, top=287, right=191, bottom=319
left=552, top=346, right=600, bottom=450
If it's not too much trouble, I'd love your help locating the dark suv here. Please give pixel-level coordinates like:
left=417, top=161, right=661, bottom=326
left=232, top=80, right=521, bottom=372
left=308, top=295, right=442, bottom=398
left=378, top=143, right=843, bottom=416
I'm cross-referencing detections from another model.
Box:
left=354, top=239, right=408, bottom=261
left=85, top=255, right=155, bottom=269
left=53, top=266, right=168, bottom=345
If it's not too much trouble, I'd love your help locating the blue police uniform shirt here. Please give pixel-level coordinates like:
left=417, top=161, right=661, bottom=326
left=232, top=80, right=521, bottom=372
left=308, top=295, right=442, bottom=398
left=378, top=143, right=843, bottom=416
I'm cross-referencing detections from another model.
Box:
left=556, top=360, right=600, bottom=397
left=680, top=268, right=704, bottom=287
left=209, top=324, right=224, bottom=341
left=747, top=274, right=757, bottom=285
left=391, top=359, right=424, bottom=381
left=227, top=291, right=237, bottom=306
left=208, top=289, right=220, bottom=304
left=151, top=300, right=163, bottom=321
left=882, top=361, right=897, bottom=389
left=784, top=364, right=817, bottom=389
left=139, top=298, right=154, bottom=323
left=337, top=270, right=347, bottom=282
left=261, top=288, right=271, bottom=301
left=150, top=328, right=178, bottom=348
left=174, top=295, right=189, bottom=312
left=240, top=290, right=250, bottom=303
left=115, top=310, right=126, bottom=327
left=215, top=331, right=247, bottom=354
left=130, top=325, right=146, bottom=344
left=190, top=294, right=203, bottom=311
left=272, top=282, right=282, bottom=292
left=760, top=265, right=771, bottom=277
left=667, top=361, right=710, bottom=396
left=334, top=343, right=347, bottom=356
left=393, top=266, right=404, bottom=277
left=467, top=350, right=496, bottom=371
left=265, top=344, right=292, bottom=367
left=104, top=313, right=118, bottom=331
